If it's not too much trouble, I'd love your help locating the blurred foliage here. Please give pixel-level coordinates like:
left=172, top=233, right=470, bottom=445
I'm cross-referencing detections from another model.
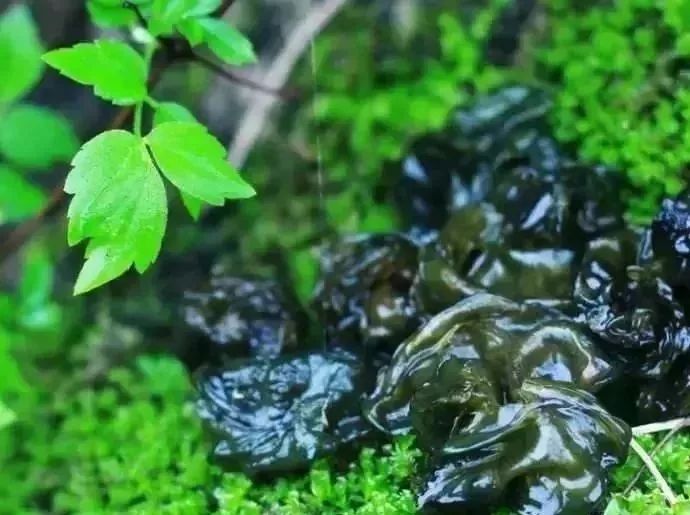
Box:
left=3, top=0, right=690, bottom=513
left=0, top=5, right=79, bottom=224
left=232, top=0, right=511, bottom=300
left=540, top=0, right=690, bottom=222
left=0, top=351, right=421, bottom=514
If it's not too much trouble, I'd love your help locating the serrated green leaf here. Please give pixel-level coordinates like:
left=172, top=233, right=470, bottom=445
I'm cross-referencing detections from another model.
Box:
left=0, top=165, right=45, bottom=223
left=197, top=17, right=257, bottom=65
left=0, top=5, right=44, bottom=103
left=43, top=40, right=147, bottom=105
left=180, top=191, right=203, bottom=220
left=153, top=101, right=197, bottom=126
left=65, top=130, right=167, bottom=294
left=177, top=18, right=205, bottom=46
left=0, top=104, right=79, bottom=170
left=147, top=122, right=255, bottom=205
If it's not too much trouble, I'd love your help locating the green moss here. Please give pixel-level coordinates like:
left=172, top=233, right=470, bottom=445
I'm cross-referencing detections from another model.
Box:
left=4, top=348, right=690, bottom=514
left=607, top=434, right=690, bottom=514
left=540, top=0, right=690, bottom=221
left=0, top=352, right=422, bottom=514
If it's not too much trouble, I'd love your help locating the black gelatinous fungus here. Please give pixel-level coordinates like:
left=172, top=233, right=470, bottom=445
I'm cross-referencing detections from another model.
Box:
left=365, top=293, right=614, bottom=437
left=393, top=134, right=489, bottom=236
left=393, top=86, right=626, bottom=245
left=637, top=358, right=690, bottom=421
left=413, top=203, right=576, bottom=313
left=196, top=348, right=371, bottom=474
left=363, top=294, right=626, bottom=513
left=182, top=275, right=306, bottom=362
left=652, top=191, right=690, bottom=286
left=448, top=86, right=552, bottom=154
left=188, top=86, right=665, bottom=513
left=418, top=380, right=631, bottom=515
left=574, top=229, right=690, bottom=379
left=313, top=234, right=420, bottom=349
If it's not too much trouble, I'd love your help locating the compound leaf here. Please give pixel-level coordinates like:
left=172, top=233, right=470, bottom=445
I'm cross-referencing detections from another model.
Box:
left=43, top=40, right=147, bottom=105
left=65, top=130, right=167, bottom=294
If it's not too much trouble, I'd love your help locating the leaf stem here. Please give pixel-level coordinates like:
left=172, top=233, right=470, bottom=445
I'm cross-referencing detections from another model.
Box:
left=145, top=96, right=160, bottom=109
left=133, top=102, right=144, bottom=136
left=134, top=43, right=158, bottom=137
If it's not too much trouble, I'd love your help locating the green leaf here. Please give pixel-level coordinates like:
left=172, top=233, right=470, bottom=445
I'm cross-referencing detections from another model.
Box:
left=197, top=17, right=257, bottom=65
left=149, top=0, right=193, bottom=35
left=177, top=18, right=205, bottom=46
left=0, top=165, right=45, bottom=223
left=86, top=0, right=136, bottom=27
left=147, top=122, right=255, bottom=205
left=153, top=101, right=197, bottom=126
left=180, top=192, right=203, bottom=220
left=87, top=0, right=153, bottom=27
left=0, top=5, right=44, bottom=103
left=65, top=130, right=167, bottom=294
left=184, top=0, right=222, bottom=17
left=0, top=104, right=79, bottom=170
left=43, top=40, right=147, bottom=105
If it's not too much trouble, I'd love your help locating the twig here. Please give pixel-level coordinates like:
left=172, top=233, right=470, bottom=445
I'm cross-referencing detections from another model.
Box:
left=192, top=53, right=299, bottom=100
left=629, top=438, right=678, bottom=505
left=228, top=0, right=349, bottom=167
left=624, top=418, right=689, bottom=496
left=213, top=0, right=237, bottom=17
left=632, top=417, right=690, bottom=436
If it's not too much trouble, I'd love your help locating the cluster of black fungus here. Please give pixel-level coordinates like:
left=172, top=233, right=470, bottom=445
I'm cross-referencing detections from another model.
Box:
left=186, top=86, right=690, bottom=514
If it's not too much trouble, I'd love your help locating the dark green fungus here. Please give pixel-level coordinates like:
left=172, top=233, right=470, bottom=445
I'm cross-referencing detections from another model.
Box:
left=190, top=86, right=690, bottom=513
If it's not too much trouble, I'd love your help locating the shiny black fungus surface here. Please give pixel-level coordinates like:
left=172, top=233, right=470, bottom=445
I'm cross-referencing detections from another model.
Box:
left=196, top=348, right=371, bottom=474
left=182, top=275, right=306, bottom=361
left=653, top=191, right=690, bottom=286
left=418, top=380, right=630, bottom=515
left=188, top=86, right=690, bottom=514
left=364, top=293, right=615, bottom=438
left=313, top=233, right=421, bottom=349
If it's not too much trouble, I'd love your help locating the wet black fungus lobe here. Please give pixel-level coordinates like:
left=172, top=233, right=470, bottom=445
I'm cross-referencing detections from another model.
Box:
left=182, top=275, right=307, bottom=362
left=186, top=86, right=690, bottom=514
left=196, top=348, right=371, bottom=474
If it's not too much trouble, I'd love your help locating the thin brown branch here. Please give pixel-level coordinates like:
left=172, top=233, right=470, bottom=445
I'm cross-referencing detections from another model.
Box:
left=123, top=1, right=147, bottom=27
left=228, top=0, right=349, bottom=167
left=213, top=0, right=238, bottom=17
left=192, top=53, right=300, bottom=100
